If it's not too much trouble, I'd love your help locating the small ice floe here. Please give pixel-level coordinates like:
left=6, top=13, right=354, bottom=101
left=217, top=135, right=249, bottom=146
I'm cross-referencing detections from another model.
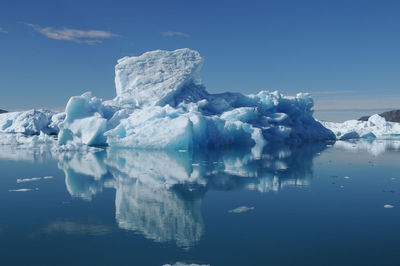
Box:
left=17, top=177, right=41, bottom=183
left=344, top=176, right=350, bottom=179
left=340, top=185, right=344, bottom=189
left=228, top=206, right=255, bottom=214
left=178, top=150, right=187, bottom=153
left=43, top=176, right=53, bottom=179
left=384, top=204, right=394, bottom=208
left=163, top=262, right=210, bottom=266
left=191, top=163, right=200, bottom=166
left=8, top=188, right=33, bottom=192
left=392, top=177, right=397, bottom=180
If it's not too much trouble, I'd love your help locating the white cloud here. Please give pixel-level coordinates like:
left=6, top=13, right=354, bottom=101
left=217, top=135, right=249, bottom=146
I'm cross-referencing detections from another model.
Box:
left=0, top=27, right=7, bottom=33
left=161, top=31, right=190, bottom=38
left=26, top=23, right=118, bottom=44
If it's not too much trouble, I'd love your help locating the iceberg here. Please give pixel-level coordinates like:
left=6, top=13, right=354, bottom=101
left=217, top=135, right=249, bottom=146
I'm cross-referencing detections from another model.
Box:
left=0, top=109, right=58, bottom=135
left=55, top=48, right=334, bottom=149
left=9, top=48, right=389, bottom=149
left=322, top=114, right=400, bottom=140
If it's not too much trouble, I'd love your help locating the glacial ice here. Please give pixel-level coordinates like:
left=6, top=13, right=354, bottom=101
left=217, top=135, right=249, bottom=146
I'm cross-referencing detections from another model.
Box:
left=0, top=109, right=58, bottom=135
left=322, top=114, right=400, bottom=140
left=56, top=48, right=335, bottom=149
left=1, top=48, right=399, bottom=149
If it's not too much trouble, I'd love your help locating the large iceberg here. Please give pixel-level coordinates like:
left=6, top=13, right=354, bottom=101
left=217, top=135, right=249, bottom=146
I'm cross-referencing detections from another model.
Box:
left=55, top=48, right=334, bottom=150
left=8, top=48, right=387, bottom=149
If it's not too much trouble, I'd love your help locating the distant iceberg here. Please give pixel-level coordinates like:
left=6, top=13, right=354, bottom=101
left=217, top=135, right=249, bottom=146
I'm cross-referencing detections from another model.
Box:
left=5, top=48, right=399, bottom=149
left=322, top=114, right=400, bottom=140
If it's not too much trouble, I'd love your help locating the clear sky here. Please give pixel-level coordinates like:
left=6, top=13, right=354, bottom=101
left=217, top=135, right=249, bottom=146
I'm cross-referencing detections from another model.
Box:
left=1, top=0, right=399, bottom=121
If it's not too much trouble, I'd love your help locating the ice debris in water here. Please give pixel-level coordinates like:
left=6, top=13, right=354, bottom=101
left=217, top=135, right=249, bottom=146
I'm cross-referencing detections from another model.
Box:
left=5, top=48, right=400, bottom=150
left=8, top=188, right=34, bottom=192
left=228, top=206, right=255, bottom=213
left=163, top=263, right=210, bottom=266
left=344, top=176, right=350, bottom=179
left=384, top=204, right=394, bottom=208
left=17, top=177, right=41, bottom=183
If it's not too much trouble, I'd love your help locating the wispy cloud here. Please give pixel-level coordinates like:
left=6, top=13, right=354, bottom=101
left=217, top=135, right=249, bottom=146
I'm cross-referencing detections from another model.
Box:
left=0, top=26, right=7, bottom=33
left=161, top=31, right=190, bottom=38
left=25, top=23, right=118, bottom=45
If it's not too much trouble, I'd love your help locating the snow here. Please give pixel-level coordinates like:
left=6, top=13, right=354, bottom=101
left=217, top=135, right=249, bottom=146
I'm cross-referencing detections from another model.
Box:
left=2, top=48, right=400, bottom=149
left=322, top=114, right=400, bottom=140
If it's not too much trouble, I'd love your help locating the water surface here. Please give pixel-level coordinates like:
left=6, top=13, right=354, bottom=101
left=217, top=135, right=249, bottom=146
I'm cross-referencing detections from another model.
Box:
left=0, top=140, right=399, bottom=265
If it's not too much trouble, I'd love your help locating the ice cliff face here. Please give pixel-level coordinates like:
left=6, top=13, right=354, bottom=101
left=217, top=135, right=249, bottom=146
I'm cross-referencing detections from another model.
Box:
left=56, top=48, right=335, bottom=149
left=115, top=48, right=205, bottom=107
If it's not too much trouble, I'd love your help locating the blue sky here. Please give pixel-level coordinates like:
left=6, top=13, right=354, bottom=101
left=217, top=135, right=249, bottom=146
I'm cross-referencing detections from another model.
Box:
left=1, top=0, right=399, bottom=120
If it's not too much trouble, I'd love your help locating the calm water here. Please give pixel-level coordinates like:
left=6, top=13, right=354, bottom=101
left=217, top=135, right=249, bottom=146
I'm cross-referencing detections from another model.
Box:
left=0, top=140, right=400, bottom=266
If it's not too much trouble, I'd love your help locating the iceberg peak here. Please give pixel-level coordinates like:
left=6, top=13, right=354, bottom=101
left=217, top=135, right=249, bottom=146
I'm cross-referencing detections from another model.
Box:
left=114, top=48, right=204, bottom=107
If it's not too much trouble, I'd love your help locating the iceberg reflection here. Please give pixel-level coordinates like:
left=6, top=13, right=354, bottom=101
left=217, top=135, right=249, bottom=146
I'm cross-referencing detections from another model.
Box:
left=54, top=142, right=328, bottom=248
left=332, top=139, right=400, bottom=156
left=5, top=140, right=395, bottom=247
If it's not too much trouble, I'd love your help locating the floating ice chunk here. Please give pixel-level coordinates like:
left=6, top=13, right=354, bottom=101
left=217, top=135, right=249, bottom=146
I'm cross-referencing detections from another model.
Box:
left=228, top=206, right=255, bottom=213
left=8, top=188, right=33, bottom=192
left=163, top=263, right=210, bottom=266
left=43, top=176, right=53, bottom=179
left=17, top=177, right=41, bottom=183
left=384, top=204, right=394, bottom=208
left=344, top=176, right=350, bottom=179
